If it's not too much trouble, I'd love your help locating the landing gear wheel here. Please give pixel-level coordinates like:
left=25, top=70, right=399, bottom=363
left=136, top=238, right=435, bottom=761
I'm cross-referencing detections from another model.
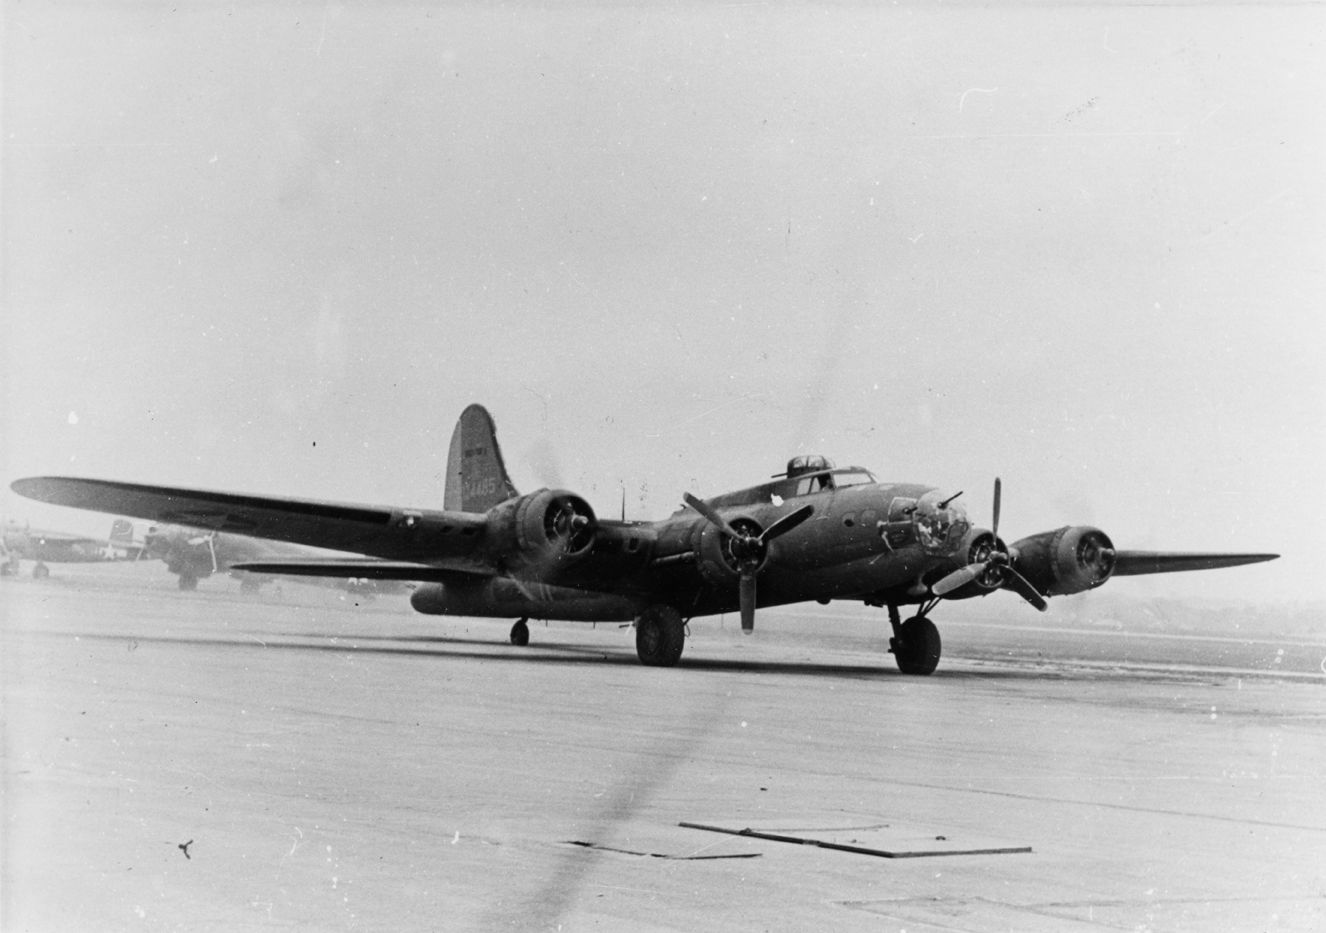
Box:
left=509, top=618, right=530, bottom=647
left=892, top=616, right=941, bottom=675
left=635, top=605, right=685, bottom=667
left=33, top=562, right=51, bottom=580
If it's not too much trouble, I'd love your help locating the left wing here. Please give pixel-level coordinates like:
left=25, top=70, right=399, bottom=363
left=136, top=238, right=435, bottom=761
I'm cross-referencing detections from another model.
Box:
left=11, top=477, right=491, bottom=571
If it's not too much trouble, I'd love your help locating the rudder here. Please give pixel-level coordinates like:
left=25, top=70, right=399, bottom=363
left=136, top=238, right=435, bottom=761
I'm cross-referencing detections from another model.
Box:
left=445, top=404, right=520, bottom=512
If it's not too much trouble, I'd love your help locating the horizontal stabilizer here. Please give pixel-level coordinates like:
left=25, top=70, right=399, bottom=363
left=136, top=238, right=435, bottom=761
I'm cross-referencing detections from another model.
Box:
left=1111, top=551, right=1278, bottom=576
left=232, top=559, right=482, bottom=583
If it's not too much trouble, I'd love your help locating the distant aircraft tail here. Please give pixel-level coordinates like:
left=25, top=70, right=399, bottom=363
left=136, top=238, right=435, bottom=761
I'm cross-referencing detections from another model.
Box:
left=109, top=518, right=136, bottom=545
left=444, top=404, right=520, bottom=512
left=108, top=518, right=145, bottom=560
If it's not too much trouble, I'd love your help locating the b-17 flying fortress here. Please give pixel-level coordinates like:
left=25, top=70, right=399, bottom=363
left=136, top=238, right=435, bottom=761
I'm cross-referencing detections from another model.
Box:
left=11, top=404, right=1277, bottom=674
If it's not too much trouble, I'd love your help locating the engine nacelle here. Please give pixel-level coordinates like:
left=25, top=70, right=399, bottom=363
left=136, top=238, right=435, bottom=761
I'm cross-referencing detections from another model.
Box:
left=926, top=528, right=1007, bottom=601
left=692, top=515, right=767, bottom=589
left=1010, top=525, right=1116, bottom=596
left=483, top=488, right=597, bottom=572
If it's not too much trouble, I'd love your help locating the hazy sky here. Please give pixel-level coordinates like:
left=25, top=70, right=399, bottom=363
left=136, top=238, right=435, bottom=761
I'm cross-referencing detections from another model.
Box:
left=3, top=2, right=1322, bottom=601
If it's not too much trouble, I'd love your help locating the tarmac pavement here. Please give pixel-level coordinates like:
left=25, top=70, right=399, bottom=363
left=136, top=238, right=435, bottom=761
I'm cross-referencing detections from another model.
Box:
left=3, top=565, right=1324, bottom=931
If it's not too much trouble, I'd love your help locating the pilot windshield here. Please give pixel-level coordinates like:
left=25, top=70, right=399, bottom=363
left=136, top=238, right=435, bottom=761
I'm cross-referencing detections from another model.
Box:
left=914, top=490, right=970, bottom=554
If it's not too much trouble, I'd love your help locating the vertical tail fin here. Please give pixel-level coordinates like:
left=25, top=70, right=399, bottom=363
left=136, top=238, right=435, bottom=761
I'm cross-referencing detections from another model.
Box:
left=108, top=518, right=146, bottom=561
left=109, top=518, right=136, bottom=545
left=444, top=404, right=520, bottom=512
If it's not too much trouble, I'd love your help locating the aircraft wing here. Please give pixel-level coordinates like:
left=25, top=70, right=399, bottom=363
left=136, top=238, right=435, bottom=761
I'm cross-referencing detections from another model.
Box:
left=15, top=527, right=100, bottom=544
left=1110, top=550, right=1279, bottom=576
left=11, top=477, right=490, bottom=569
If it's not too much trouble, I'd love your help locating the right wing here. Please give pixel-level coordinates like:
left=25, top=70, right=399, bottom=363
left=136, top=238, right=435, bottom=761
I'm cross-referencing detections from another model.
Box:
left=11, top=477, right=492, bottom=571
left=1110, top=550, right=1279, bottom=576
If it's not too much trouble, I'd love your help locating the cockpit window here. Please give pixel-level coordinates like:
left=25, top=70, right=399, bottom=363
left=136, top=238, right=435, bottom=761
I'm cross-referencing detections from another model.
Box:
left=914, top=490, right=970, bottom=554
left=794, top=473, right=834, bottom=497
left=832, top=470, right=875, bottom=488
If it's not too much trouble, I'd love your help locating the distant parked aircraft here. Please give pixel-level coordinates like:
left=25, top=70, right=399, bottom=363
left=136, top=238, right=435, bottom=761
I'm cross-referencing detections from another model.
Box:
left=1, top=518, right=143, bottom=578
left=140, top=522, right=407, bottom=596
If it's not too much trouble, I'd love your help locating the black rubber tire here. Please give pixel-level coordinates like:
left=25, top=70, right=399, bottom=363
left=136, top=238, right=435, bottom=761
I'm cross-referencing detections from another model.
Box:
left=33, top=563, right=51, bottom=580
left=893, top=616, right=941, bottom=675
left=635, top=605, right=685, bottom=667
left=510, top=619, right=530, bottom=647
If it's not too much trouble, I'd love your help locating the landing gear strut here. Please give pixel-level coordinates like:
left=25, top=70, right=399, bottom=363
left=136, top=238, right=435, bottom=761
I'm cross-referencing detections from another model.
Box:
left=510, top=618, right=530, bottom=647
left=887, top=602, right=942, bottom=676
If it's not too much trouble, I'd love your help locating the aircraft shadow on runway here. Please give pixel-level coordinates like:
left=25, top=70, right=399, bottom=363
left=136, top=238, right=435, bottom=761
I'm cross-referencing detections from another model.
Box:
left=47, top=628, right=1163, bottom=682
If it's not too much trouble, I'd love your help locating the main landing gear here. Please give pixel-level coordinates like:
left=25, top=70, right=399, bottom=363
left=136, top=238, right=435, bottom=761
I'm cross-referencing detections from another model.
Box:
left=635, top=604, right=685, bottom=667
left=505, top=607, right=686, bottom=667
left=886, top=602, right=942, bottom=676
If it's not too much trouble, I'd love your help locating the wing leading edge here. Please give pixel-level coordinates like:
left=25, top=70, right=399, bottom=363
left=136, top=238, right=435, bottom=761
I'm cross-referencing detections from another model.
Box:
left=10, top=477, right=489, bottom=569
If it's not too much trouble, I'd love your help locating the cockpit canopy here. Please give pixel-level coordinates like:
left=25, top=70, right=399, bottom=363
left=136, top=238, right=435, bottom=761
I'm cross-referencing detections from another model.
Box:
left=697, top=457, right=878, bottom=512
left=780, top=455, right=875, bottom=496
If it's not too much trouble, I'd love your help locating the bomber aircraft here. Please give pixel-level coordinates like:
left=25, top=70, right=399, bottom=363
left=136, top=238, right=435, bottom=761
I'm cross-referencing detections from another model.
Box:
left=12, top=404, right=1277, bottom=674
left=136, top=521, right=412, bottom=597
left=1, top=518, right=143, bottom=578
left=143, top=521, right=339, bottom=592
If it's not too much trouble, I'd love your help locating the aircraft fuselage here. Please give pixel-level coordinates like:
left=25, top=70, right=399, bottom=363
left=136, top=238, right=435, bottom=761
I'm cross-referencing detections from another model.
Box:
left=411, top=474, right=972, bottom=622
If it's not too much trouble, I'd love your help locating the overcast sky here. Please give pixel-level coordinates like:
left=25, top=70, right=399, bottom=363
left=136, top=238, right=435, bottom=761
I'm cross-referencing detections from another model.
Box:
left=3, top=2, right=1321, bottom=602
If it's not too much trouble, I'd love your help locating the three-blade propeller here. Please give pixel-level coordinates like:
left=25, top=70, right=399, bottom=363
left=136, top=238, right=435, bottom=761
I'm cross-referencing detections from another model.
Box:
left=186, top=531, right=219, bottom=573
left=683, top=493, right=813, bottom=633
left=930, top=478, right=1048, bottom=611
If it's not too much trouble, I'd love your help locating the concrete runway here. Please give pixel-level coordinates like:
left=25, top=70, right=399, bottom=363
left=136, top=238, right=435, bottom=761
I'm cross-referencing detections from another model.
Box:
left=4, top=564, right=1325, bottom=931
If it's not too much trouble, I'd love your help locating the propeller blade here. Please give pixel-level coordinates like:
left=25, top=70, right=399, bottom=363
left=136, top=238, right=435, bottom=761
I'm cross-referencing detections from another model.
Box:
left=931, top=562, right=986, bottom=596
left=1002, top=568, right=1048, bottom=611
left=991, top=477, right=1002, bottom=540
left=739, top=573, right=756, bottom=633
left=759, top=504, right=814, bottom=543
left=682, top=493, right=742, bottom=540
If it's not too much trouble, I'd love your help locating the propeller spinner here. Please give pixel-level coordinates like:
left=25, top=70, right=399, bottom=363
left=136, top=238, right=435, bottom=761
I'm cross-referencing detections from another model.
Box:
left=683, top=493, right=813, bottom=633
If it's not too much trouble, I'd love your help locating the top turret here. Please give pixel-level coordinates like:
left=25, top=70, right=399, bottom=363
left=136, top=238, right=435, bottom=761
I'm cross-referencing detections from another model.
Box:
left=783, top=455, right=835, bottom=479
